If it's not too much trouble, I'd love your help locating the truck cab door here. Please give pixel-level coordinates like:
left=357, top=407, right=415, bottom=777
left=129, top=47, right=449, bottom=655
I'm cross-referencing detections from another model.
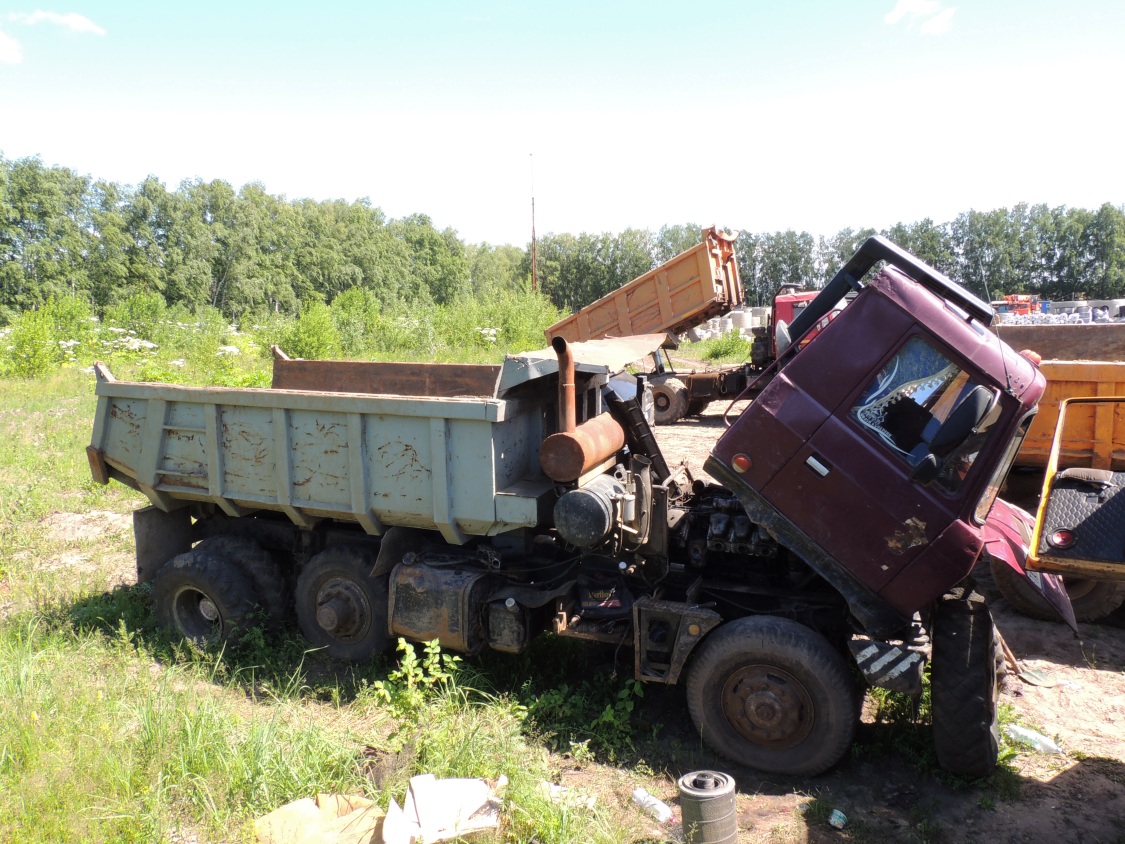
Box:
left=761, top=335, right=996, bottom=607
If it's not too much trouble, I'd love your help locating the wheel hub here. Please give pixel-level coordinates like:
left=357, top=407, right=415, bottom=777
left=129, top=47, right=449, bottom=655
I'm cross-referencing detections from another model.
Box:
left=722, top=666, right=814, bottom=748
left=315, top=577, right=371, bottom=641
left=198, top=597, right=220, bottom=622
left=172, top=585, right=222, bottom=640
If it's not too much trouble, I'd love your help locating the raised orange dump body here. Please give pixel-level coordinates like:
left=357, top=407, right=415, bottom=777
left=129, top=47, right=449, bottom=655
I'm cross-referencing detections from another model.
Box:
left=545, top=226, right=742, bottom=344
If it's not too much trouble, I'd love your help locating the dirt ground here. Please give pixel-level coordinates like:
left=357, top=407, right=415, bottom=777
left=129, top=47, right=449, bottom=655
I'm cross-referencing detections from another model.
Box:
left=645, top=403, right=1125, bottom=843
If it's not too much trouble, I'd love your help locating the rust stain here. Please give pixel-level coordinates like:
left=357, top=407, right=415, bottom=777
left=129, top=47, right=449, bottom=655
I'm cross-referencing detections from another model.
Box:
left=886, top=517, right=928, bottom=555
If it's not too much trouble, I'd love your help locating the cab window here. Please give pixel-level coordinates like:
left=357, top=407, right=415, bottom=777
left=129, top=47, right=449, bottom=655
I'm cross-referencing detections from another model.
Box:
left=850, top=336, right=994, bottom=492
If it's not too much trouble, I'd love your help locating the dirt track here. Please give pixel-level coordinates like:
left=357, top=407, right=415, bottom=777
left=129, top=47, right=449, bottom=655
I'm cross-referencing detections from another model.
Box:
left=648, top=404, right=1125, bottom=843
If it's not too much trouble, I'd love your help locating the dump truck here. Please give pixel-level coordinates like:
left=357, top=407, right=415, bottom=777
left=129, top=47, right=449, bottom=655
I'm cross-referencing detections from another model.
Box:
left=544, top=228, right=840, bottom=423
left=88, top=236, right=1070, bottom=778
left=983, top=329, right=1125, bottom=621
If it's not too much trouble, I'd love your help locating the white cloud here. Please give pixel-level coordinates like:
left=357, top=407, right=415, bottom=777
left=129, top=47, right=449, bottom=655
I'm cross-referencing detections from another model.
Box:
left=0, top=27, right=22, bottom=63
left=8, top=11, right=106, bottom=35
left=920, top=7, right=957, bottom=34
left=885, top=0, right=956, bottom=33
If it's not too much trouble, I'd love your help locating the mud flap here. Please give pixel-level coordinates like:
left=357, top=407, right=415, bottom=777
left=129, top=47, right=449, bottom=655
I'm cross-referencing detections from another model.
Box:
left=983, top=498, right=1077, bottom=632
left=848, top=638, right=925, bottom=695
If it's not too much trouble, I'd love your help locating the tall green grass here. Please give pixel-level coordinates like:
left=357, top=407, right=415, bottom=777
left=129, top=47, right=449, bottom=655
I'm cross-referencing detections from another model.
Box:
left=0, top=286, right=564, bottom=386
left=0, top=359, right=651, bottom=843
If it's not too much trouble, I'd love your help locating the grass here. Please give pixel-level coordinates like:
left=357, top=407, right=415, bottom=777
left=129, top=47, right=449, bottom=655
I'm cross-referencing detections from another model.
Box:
left=683, top=330, right=754, bottom=363
left=0, top=360, right=660, bottom=843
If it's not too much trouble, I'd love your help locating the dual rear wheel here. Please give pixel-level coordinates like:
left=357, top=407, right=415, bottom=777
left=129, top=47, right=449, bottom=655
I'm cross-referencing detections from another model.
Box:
left=152, top=537, right=389, bottom=662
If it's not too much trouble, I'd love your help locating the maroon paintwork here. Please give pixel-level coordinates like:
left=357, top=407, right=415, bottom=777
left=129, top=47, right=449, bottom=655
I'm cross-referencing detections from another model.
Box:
left=709, top=265, right=1046, bottom=625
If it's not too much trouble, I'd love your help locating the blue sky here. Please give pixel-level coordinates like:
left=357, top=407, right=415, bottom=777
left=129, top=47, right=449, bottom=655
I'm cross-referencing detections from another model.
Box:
left=1, top=1, right=1122, bottom=246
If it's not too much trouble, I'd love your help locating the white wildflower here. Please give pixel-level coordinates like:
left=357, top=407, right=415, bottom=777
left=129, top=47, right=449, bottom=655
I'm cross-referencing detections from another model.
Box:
left=217, top=345, right=241, bottom=356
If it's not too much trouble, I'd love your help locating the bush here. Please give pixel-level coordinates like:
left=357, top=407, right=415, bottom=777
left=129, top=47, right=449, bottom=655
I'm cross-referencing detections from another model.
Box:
left=104, top=292, right=166, bottom=341
left=281, top=301, right=340, bottom=360
left=1, top=308, right=57, bottom=378
left=330, top=288, right=381, bottom=358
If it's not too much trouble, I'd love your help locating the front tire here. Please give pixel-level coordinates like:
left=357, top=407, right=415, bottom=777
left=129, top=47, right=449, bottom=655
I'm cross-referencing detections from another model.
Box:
left=685, top=616, right=858, bottom=776
left=931, top=587, right=999, bottom=778
left=153, top=548, right=256, bottom=643
left=296, top=546, right=390, bottom=662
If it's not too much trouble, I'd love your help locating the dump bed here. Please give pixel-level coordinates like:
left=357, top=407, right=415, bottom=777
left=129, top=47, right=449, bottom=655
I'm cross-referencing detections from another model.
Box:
left=992, top=324, right=1125, bottom=469
left=1017, top=360, right=1125, bottom=470
left=87, top=336, right=666, bottom=544
left=545, top=226, right=742, bottom=343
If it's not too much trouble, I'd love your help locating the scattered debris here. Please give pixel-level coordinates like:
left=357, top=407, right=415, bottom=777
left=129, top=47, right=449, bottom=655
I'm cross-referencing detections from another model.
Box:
left=536, top=780, right=596, bottom=810
left=828, top=808, right=848, bottom=829
left=382, top=774, right=504, bottom=844
left=631, top=786, right=674, bottom=824
left=1004, top=725, right=1064, bottom=754
left=255, top=793, right=384, bottom=844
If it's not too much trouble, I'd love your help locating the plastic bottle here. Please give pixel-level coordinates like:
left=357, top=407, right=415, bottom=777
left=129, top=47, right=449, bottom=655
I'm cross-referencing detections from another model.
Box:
left=1004, top=725, right=1063, bottom=754
left=632, top=787, right=674, bottom=823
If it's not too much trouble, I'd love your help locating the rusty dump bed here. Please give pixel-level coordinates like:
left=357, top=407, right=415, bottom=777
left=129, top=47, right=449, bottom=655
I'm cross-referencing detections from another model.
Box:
left=545, top=226, right=742, bottom=343
left=87, top=336, right=665, bottom=544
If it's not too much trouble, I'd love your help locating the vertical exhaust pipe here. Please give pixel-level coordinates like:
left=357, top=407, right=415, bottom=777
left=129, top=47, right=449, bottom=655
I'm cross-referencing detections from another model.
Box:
left=553, top=335, right=576, bottom=433
left=540, top=335, right=626, bottom=483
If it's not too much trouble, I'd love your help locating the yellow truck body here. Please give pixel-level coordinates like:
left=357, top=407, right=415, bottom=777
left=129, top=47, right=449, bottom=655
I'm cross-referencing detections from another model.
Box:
left=1019, top=360, right=1125, bottom=470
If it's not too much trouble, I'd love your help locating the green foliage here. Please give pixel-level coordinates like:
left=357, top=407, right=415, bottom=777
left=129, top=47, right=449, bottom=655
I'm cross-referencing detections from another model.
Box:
left=1, top=307, right=57, bottom=378
left=694, top=330, right=753, bottom=362
left=104, top=291, right=166, bottom=341
left=368, top=639, right=462, bottom=719
left=526, top=675, right=645, bottom=760
left=280, top=300, right=340, bottom=360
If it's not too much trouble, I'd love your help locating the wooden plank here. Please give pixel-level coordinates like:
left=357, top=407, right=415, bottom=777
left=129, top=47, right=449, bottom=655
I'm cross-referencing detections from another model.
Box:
left=272, top=359, right=502, bottom=398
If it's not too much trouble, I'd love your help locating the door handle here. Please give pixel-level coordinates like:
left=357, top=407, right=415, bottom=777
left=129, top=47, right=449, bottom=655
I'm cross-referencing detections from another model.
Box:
left=806, top=455, right=830, bottom=477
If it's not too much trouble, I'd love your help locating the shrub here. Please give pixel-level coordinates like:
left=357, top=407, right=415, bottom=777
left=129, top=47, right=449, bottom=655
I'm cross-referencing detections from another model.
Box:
left=281, top=301, right=340, bottom=360
left=104, top=292, right=166, bottom=341
left=2, top=307, right=57, bottom=378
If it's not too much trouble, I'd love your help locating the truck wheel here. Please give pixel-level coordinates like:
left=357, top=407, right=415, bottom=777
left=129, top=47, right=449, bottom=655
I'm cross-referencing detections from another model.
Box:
left=296, top=546, right=390, bottom=662
left=153, top=548, right=256, bottom=643
left=685, top=616, right=858, bottom=776
left=651, top=376, right=689, bottom=424
left=195, top=535, right=291, bottom=625
left=990, top=557, right=1125, bottom=622
left=931, top=587, right=999, bottom=778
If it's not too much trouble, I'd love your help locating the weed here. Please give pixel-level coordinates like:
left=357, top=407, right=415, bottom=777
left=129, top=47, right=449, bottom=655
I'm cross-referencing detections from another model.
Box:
left=687, top=330, right=753, bottom=362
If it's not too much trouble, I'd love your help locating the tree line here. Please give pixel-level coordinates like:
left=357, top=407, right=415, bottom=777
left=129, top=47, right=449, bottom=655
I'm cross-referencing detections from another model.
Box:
left=2, top=152, right=1123, bottom=324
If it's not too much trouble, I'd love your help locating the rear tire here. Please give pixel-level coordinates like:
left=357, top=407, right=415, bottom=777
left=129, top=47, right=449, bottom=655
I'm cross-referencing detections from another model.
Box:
left=931, top=587, right=999, bottom=778
left=651, top=376, right=689, bottom=425
left=153, top=548, right=256, bottom=643
left=296, top=546, right=390, bottom=662
left=685, top=616, right=858, bottom=776
left=195, top=535, right=291, bottom=625
left=990, top=557, right=1125, bottom=622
